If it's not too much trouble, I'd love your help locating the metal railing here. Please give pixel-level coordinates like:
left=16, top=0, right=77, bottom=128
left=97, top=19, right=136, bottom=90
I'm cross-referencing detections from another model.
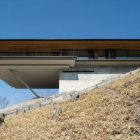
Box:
left=0, top=51, right=140, bottom=60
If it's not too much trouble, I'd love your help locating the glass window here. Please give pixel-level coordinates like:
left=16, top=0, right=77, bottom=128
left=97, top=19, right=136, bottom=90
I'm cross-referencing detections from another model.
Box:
left=62, top=50, right=74, bottom=56
left=98, top=50, right=106, bottom=59
left=76, top=51, right=89, bottom=60
left=127, top=50, right=140, bottom=58
left=110, top=50, right=116, bottom=59
left=116, top=50, right=140, bottom=59
left=116, top=50, right=127, bottom=59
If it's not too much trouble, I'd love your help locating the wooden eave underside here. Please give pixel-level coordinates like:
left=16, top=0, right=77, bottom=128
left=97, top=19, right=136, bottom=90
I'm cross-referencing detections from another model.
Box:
left=0, top=39, right=140, bottom=52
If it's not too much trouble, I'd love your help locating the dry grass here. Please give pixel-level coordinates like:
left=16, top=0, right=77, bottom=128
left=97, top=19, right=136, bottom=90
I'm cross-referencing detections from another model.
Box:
left=0, top=71, right=140, bottom=140
left=108, top=71, right=140, bottom=99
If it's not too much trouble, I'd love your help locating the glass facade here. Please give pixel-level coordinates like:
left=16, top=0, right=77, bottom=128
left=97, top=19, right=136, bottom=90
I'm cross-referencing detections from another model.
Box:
left=116, top=50, right=140, bottom=59
left=0, top=50, right=139, bottom=60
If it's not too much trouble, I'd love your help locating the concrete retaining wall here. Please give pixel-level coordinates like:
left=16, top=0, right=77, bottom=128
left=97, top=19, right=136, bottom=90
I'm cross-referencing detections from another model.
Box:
left=59, top=66, right=138, bottom=92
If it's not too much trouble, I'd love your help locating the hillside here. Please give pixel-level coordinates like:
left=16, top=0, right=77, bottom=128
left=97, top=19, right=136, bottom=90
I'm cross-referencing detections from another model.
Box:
left=0, top=70, right=140, bottom=140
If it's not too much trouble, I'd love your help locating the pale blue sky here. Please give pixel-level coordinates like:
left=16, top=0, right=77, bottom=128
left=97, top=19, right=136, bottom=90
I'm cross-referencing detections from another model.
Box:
left=0, top=0, right=140, bottom=107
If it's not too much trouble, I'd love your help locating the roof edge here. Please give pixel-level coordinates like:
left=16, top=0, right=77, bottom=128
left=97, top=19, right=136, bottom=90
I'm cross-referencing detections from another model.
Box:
left=0, top=39, right=140, bottom=41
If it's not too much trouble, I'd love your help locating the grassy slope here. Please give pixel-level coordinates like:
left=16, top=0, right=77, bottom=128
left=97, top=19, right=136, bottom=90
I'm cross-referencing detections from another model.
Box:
left=0, top=71, right=140, bottom=140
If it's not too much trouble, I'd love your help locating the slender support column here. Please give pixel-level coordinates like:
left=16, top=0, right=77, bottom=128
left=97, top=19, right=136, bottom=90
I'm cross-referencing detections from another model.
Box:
left=108, top=50, right=111, bottom=59
left=94, top=50, right=98, bottom=59
left=9, top=69, right=40, bottom=98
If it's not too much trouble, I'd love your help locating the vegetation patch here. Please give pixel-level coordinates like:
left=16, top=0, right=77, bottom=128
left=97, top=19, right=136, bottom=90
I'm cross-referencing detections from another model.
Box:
left=0, top=71, right=139, bottom=140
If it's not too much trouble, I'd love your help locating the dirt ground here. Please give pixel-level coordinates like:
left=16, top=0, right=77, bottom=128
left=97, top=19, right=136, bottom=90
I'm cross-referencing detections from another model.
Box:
left=0, top=71, right=139, bottom=140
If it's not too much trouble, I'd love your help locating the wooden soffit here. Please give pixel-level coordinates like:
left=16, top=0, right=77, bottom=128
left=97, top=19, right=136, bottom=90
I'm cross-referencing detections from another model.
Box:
left=0, top=39, right=140, bottom=52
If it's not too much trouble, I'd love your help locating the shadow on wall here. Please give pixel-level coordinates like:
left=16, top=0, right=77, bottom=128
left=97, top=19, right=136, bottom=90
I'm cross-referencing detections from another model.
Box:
left=59, top=66, right=138, bottom=80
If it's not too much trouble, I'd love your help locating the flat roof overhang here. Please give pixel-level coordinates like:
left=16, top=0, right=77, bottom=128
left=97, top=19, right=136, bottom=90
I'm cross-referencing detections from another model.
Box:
left=0, top=39, right=140, bottom=52
left=0, top=39, right=140, bottom=89
left=0, top=57, right=76, bottom=88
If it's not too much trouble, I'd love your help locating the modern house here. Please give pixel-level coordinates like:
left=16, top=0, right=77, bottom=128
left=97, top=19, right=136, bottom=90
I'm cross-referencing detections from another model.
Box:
left=0, top=39, right=140, bottom=94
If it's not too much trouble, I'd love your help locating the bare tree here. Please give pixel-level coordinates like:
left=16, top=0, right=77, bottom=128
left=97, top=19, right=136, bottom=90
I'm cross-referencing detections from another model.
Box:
left=0, top=97, right=9, bottom=109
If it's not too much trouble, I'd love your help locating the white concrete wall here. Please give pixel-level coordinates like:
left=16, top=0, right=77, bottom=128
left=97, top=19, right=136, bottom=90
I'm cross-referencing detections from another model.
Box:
left=59, top=66, right=138, bottom=92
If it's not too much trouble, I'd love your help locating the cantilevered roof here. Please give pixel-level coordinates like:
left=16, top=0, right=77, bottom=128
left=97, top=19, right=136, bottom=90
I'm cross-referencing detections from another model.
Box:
left=0, top=39, right=140, bottom=52
left=0, top=57, right=76, bottom=88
